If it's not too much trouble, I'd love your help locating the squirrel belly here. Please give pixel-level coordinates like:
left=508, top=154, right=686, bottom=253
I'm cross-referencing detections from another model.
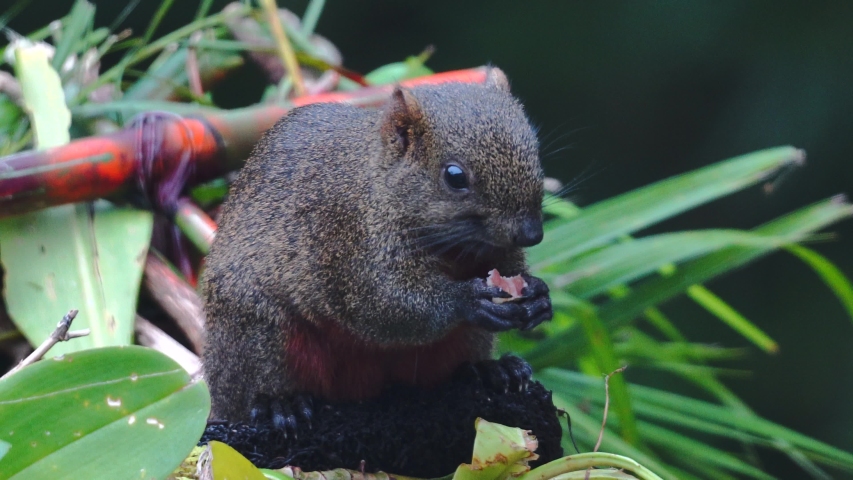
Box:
left=283, top=317, right=489, bottom=401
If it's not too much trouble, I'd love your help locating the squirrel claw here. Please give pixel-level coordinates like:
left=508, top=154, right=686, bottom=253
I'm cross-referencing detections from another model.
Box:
left=518, top=275, right=552, bottom=330
left=466, top=355, right=533, bottom=393
left=250, top=393, right=314, bottom=438
left=520, top=274, right=550, bottom=298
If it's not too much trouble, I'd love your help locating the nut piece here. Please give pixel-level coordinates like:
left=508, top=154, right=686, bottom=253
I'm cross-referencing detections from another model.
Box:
left=486, top=269, right=528, bottom=304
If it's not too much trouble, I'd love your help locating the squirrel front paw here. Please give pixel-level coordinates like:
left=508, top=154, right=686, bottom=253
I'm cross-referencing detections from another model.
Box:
left=463, top=275, right=552, bottom=332
left=457, top=354, right=534, bottom=393
left=250, top=393, right=313, bottom=438
left=518, top=274, right=553, bottom=331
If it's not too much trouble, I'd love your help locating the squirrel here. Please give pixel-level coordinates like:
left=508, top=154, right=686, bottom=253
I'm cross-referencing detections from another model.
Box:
left=202, top=67, right=553, bottom=429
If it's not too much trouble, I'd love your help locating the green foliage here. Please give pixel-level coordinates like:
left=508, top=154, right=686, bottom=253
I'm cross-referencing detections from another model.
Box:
left=0, top=346, right=210, bottom=480
left=499, top=146, right=853, bottom=477
left=207, top=441, right=268, bottom=480
left=0, top=35, right=153, bottom=356
left=1, top=1, right=853, bottom=478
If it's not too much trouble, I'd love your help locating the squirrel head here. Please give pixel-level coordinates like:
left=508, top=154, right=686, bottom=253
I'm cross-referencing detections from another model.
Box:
left=377, top=67, right=544, bottom=263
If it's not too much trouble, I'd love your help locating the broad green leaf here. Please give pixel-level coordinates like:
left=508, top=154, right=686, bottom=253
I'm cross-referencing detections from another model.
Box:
left=528, top=146, right=805, bottom=269
left=13, top=42, right=70, bottom=148
left=206, top=441, right=267, bottom=480
left=0, top=41, right=154, bottom=356
left=0, top=346, right=210, bottom=480
left=453, top=419, right=538, bottom=480
left=0, top=201, right=153, bottom=356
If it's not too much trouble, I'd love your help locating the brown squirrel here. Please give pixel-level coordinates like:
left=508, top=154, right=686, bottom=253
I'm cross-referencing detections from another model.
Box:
left=202, top=68, right=552, bottom=429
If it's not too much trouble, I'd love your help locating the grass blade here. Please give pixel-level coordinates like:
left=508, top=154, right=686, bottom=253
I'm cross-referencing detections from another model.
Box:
left=575, top=305, right=639, bottom=445
left=525, top=196, right=853, bottom=369
left=785, top=244, right=853, bottom=325
left=542, top=369, right=853, bottom=468
left=552, top=395, right=679, bottom=480
left=529, top=146, right=805, bottom=269
left=553, top=229, right=800, bottom=298
left=51, top=0, right=95, bottom=72
left=686, top=285, right=778, bottom=353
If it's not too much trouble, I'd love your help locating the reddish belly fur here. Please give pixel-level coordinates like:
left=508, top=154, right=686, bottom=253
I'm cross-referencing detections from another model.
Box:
left=283, top=319, right=480, bottom=401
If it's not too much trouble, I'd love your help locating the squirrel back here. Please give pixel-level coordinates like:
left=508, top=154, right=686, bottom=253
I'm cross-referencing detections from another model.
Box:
left=203, top=68, right=550, bottom=422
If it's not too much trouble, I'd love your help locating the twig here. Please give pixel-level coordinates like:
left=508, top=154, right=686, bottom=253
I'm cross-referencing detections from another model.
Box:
left=1, top=309, right=88, bottom=379
left=259, top=0, right=306, bottom=96
left=135, top=315, right=202, bottom=378
left=594, top=365, right=628, bottom=452
left=586, top=365, right=628, bottom=480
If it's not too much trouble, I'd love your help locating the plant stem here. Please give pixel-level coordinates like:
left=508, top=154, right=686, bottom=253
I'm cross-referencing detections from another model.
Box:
left=518, top=453, right=664, bottom=480
left=259, top=0, right=306, bottom=97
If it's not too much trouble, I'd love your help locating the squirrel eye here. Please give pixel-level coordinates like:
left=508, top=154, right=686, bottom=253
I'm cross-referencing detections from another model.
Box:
left=443, top=164, right=469, bottom=191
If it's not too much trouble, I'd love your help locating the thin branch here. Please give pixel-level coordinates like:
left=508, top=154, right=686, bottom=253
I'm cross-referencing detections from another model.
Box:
left=143, top=250, right=206, bottom=353
left=135, top=315, right=202, bottom=378
left=586, top=366, right=629, bottom=480
left=595, top=365, right=628, bottom=452
left=1, top=309, right=88, bottom=379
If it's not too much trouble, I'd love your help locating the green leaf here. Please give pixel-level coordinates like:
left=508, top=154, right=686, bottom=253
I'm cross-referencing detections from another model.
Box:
left=541, top=369, right=853, bottom=469
left=528, top=146, right=805, bottom=269
left=686, top=285, right=778, bottom=353
left=553, top=229, right=799, bottom=298
left=0, top=346, right=210, bottom=480
left=574, top=306, right=639, bottom=445
left=207, top=441, right=268, bottom=480
left=453, top=418, right=539, bottom=480
left=785, top=244, right=853, bottom=325
left=51, top=0, right=95, bottom=72
left=365, top=48, right=435, bottom=85
left=553, top=397, right=678, bottom=480
left=0, top=201, right=154, bottom=356
left=1, top=42, right=154, bottom=356
left=525, top=196, right=853, bottom=369
left=13, top=41, right=70, bottom=148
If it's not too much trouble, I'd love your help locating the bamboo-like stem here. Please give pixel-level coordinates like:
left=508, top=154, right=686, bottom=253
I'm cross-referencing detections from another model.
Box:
left=174, top=197, right=217, bottom=253
left=0, top=67, right=488, bottom=218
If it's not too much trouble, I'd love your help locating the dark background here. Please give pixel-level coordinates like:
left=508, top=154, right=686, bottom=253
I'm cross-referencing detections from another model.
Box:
left=6, top=1, right=853, bottom=477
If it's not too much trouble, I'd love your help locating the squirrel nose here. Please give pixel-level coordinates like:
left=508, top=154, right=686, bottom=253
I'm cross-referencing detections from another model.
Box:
left=514, top=217, right=543, bottom=247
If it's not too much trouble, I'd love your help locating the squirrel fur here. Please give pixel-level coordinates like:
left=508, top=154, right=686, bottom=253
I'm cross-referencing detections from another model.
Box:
left=202, top=68, right=552, bottom=422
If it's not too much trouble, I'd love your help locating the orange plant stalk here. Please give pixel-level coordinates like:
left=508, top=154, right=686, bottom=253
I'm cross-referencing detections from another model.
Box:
left=0, top=67, right=489, bottom=218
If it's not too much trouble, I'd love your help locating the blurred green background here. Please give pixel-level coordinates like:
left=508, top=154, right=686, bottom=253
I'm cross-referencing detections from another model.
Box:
left=6, top=1, right=853, bottom=477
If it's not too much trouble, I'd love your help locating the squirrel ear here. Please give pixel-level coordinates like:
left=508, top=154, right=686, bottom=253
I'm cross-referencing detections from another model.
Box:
left=381, top=87, right=424, bottom=157
left=484, top=67, right=511, bottom=93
